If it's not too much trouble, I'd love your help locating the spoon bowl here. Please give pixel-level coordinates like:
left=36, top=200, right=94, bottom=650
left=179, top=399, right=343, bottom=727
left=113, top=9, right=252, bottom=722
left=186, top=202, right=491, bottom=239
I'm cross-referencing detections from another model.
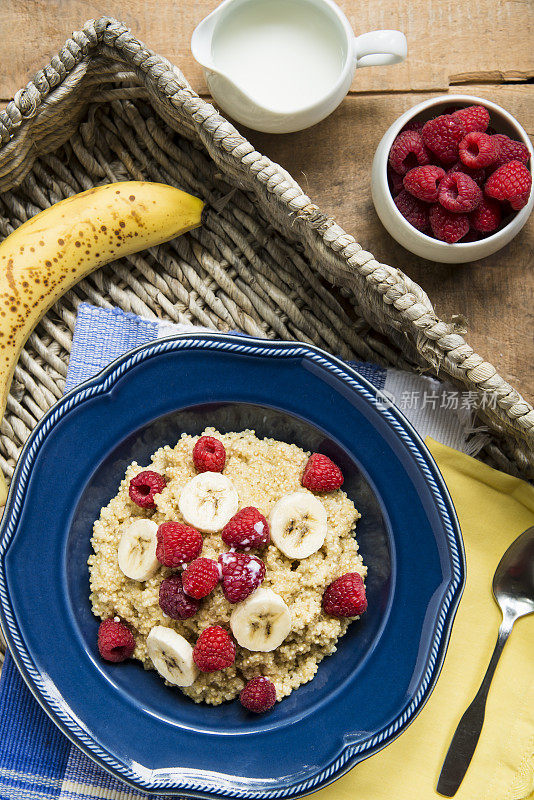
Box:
left=493, top=526, right=534, bottom=619
left=438, top=526, right=534, bottom=796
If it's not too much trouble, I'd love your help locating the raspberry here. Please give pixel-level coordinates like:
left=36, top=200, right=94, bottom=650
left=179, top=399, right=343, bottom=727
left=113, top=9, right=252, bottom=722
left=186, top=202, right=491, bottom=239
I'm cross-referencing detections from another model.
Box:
left=98, top=618, right=135, bottom=662
left=403, top=165, right=445, bottom=202
left=422, top=114, right=465, bottom=165
left=222, top=507, right=270, bottom=550
left=510, top=192, right=530, bottom=211
left=129, top=470, right=166, bottom=508
left=485, top=160, right=532, bottom=203
left=470, top=197, right=502, bottom=233
left=193, top=436, right=226, bottom=473
left=156, top=522, right=202, bottom=567
left=438, top=172, right=481, bottom=213
left=387, top=165, right=405, bottom=197
left=429, top=204, right=470, bottom=243
left=388, top=130, right=431, bottom=176
left=448, top=161, right=486, bottom=187
left=458, top=131, right=499, bottom=169
left=159, top=574, right=200, bottom=619
left=492, top=134, right=530, bottom=169
left=218, top=551, right=265, bottom=602
left=394, top=190, right=429, bottom=231
left=322, top=573, right=367, bottom=618
left=240, top=677, right=277, bottom=713
left=452, top=105, right=490, bottom=133
left=301, top=453, right=344, bottom=492
left=193, top=626, right=235, bottom=672
left=182, top=557, right=220, bottom=599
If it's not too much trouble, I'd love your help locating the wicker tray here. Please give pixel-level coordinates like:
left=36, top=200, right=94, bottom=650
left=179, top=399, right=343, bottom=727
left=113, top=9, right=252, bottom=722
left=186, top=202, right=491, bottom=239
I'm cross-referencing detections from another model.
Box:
left=0, top=15, right=533, bottom=484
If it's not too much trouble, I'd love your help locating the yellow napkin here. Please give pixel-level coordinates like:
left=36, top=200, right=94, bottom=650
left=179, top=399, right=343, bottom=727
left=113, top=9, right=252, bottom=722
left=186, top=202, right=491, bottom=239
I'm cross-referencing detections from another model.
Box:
left=314, top=439, right=534, bottom=800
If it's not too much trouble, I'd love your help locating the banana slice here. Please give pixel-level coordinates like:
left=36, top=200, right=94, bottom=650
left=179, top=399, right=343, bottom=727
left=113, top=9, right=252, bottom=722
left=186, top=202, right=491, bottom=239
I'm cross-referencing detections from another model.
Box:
left=146, top=626, right=199, bottom=687
left=269, top=492, right=327, bottom=559
left=230, top=587, right=291, bottom=651
left=179, top=472, right=238, bottom=533
left=117, top=519, right=159, bottom=581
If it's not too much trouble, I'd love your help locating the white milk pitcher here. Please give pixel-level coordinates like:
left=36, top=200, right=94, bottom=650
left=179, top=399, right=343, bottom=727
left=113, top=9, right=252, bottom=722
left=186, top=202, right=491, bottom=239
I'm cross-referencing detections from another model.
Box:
left=191, top=0, right=407, bottom=133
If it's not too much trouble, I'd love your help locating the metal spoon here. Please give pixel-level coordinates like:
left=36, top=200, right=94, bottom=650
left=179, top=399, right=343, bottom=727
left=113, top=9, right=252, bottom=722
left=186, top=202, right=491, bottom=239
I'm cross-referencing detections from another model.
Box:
left=437, top=525, right=534, bottom=797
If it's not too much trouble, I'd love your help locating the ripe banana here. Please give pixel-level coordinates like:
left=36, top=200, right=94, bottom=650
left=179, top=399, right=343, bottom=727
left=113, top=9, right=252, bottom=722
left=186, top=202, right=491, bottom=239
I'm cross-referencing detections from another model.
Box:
left=230, top=587, right=292, bottom=651
left=118, top=519, right=159, bottom=581
left=0, top=181, right=204, bottom=504
left=147, top=625, right=199, bottom=687
left=269, top=492, right=327, bottom=559
left=179, top=472, right=239, bottom=532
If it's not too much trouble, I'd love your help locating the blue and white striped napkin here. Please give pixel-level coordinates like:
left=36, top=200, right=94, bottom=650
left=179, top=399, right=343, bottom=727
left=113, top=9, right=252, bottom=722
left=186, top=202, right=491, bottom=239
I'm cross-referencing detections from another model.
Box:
left=66, top=304, right=481, bottom=452
left=0, top=302, right=484, bottom=800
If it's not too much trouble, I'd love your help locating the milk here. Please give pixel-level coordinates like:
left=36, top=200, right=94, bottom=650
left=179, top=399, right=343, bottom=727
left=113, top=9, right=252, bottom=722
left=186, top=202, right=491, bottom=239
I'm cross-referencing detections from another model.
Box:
left=211, top=0, right=346, bottom=113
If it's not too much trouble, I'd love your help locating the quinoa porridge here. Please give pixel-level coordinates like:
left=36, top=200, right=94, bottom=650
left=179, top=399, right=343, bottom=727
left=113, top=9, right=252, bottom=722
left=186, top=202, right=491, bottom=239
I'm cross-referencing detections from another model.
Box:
left=89, top=428, right=367, bottom=710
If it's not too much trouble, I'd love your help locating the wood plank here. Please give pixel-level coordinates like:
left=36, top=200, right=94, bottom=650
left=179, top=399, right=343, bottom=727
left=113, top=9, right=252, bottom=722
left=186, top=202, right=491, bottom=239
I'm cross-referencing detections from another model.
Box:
left=0, top=8, right=532, bottom=403
left=243, top=85, right=534, bottom=402
left=1, top=0, right=533, bottom=100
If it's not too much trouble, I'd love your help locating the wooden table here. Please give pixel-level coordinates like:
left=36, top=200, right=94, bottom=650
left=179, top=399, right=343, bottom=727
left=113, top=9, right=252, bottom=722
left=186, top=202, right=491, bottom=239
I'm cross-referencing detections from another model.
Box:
left=1, top=0, right=533, bottom=400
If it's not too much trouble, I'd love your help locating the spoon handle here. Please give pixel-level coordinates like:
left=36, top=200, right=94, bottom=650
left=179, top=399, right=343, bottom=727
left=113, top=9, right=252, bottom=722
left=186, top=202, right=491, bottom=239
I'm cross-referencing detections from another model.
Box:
left=437, top=615, right=514, bottom=797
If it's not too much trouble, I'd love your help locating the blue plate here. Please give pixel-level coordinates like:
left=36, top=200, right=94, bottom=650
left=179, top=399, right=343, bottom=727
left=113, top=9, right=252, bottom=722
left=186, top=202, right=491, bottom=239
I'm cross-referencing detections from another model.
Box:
left=0, top=334, right=464, bottom=798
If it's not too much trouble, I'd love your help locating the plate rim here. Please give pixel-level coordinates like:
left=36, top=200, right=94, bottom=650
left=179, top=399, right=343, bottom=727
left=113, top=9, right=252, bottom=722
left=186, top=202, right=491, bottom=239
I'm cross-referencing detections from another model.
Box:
left=0, top=333, right=465, bottom=798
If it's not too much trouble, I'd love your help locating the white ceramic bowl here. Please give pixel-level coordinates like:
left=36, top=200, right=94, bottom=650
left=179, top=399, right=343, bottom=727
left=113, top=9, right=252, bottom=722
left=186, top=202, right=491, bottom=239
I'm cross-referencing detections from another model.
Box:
left=371, top=94, right=534, bottom=263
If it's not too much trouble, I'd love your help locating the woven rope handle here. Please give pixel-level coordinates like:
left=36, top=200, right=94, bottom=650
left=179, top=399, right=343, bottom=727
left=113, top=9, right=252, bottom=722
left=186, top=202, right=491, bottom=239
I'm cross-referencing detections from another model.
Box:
left=0, top=17, right=532, bottom=478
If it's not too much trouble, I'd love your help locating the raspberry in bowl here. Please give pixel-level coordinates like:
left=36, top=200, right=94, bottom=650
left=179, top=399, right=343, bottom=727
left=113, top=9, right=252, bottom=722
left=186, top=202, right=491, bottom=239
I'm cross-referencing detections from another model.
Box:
left=371, top=95, right=533, bottom=263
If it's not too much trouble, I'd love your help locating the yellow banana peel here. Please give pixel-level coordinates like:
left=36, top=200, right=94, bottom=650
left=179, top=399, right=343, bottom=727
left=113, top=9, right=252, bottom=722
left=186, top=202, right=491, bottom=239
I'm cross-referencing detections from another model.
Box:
left=0, top=181, right=204, bottom=504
